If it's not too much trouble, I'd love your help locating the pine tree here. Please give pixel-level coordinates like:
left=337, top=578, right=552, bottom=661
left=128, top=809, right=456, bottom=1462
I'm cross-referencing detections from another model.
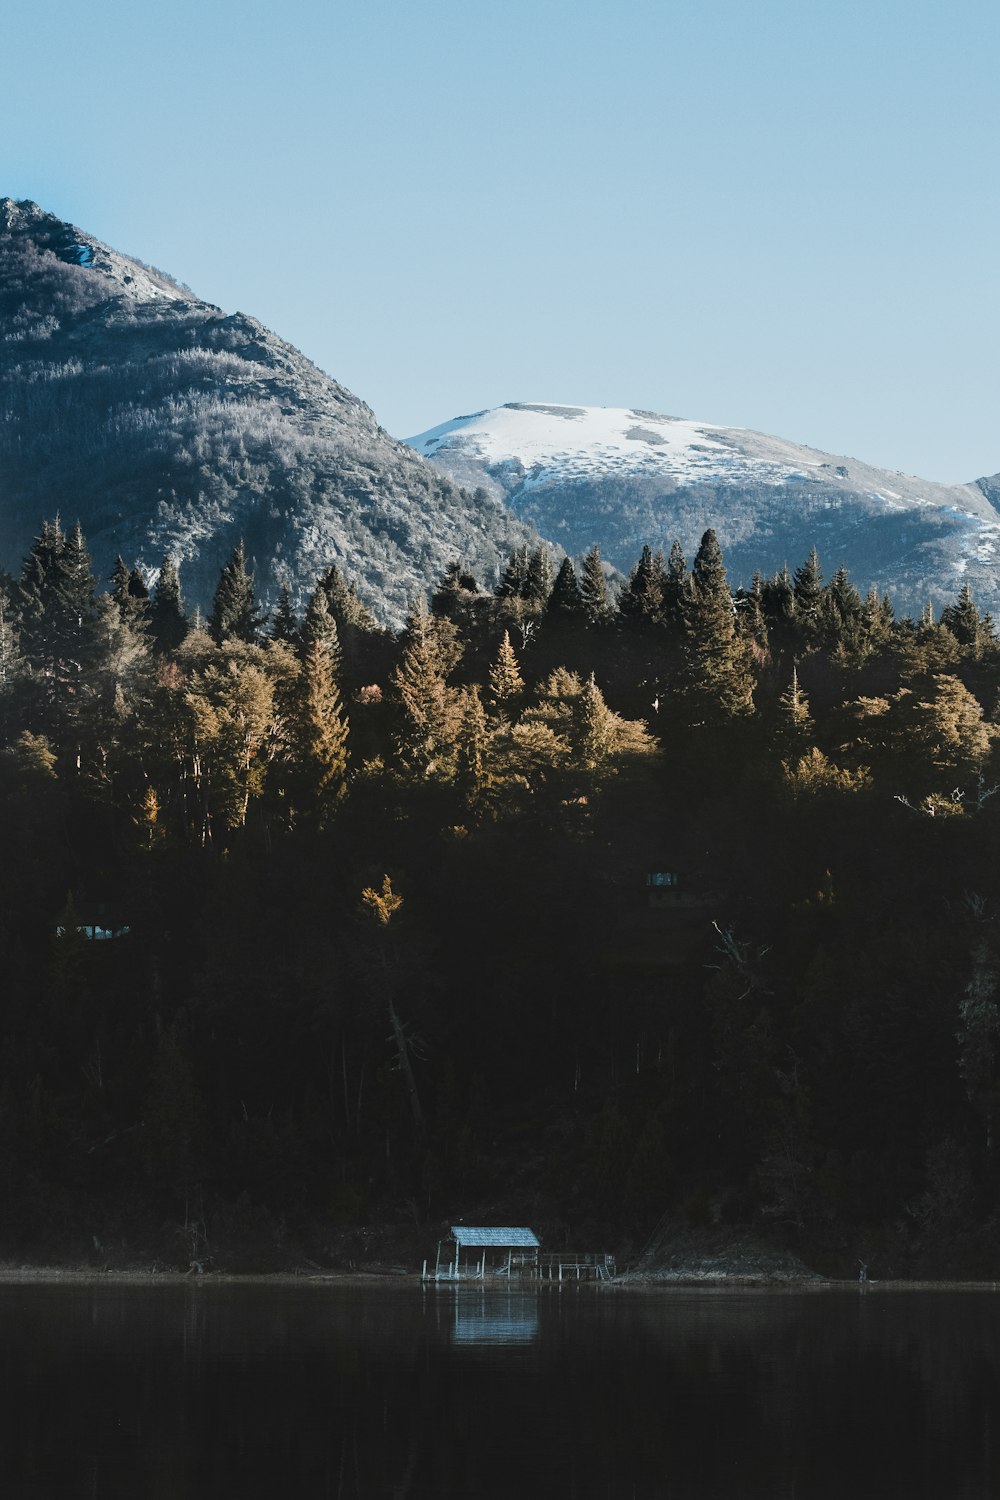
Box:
left=761, top=564, right=797, bottom=654
left=210, top=540, right=260, bottom=644
left=431, top=560, right=479, bottom=618
left=497, top=546, right=531, bottom=601
left=525, top=546, right=554, bottom=609
left=457, top=685, right=492, bottom=808
left=19, top=517, right=98, bottom=682
left=110, top=556, right=149, bottom=627
left=391, top=602, right=465, bottom=778
left=942, top=583, right=983, bottom=654
left=861, top=587, right=894, bottom=654
left=150, top=556, right=187, bottom=653
left=792, top=547, right=823, bottom=642
left=488, top=630, right=525, bottom=709
left=91, top=592, right=149, bottom=691
left=0, top=590, right=23, bottom=691
left=773, top=666, right=814, bottom=761
left=17, top=516, right=66, bottom=663
left=269, top=583, right=298, bottom=643
left=662, top=540, right=690, bottom=634
left=919, top=674, right=993, bottom=785
left=320, top=564, right=380, bottom=635
left=577, top=673, right=619, bottom=769
left=737, top=570, right=769, bottom=653
left=300, top=586, right=343, bottom=677
left=822, top=566, right=864, bottom=654
left=36, top=520, right=98, bottom=680
left=548, top=557, right=584, bottom=618
left=110, top=556, right=132, bottom=614
left=680, top=529, right=754, bottom=723
left=580, top=545, right=611, bottom=624
left=619, top=545, right=665, bottom=623
left=289, top=637, right=350, bottom=824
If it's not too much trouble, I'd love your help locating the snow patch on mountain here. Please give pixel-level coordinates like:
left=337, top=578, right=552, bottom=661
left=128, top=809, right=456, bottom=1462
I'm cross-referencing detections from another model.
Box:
left=411, top=402, right=807, bottom=493
left=408, top=403, right=996, bottom=522
left=407, top=401, right=1000, bottom=614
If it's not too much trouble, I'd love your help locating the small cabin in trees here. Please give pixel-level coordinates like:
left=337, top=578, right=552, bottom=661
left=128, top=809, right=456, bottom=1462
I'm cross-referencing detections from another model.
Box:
left=54, top=900, right=131, bottom=941
left=646, top=870, right=681, bottom=909
left=645, top=870, right=716, bottom=913
left=603, top=868, right=716, bottom=971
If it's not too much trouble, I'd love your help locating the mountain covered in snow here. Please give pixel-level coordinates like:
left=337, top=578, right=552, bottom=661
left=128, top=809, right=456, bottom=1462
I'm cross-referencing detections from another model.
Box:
left=0, top=201, right=535, bottom=623
left=407, top=402, right=1000, bottom=613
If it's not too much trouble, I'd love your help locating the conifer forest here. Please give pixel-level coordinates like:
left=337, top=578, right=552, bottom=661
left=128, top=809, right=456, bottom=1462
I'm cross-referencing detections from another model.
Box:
left=3, top=520, right=1000, bottom=1277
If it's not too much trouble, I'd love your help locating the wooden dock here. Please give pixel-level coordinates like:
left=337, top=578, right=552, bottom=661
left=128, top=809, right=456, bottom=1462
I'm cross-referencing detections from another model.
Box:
left=537, top=1252, right=616, bottom=1282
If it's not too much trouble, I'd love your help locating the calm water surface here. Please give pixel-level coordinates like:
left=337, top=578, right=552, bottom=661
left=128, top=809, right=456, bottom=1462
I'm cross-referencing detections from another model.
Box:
left=1, top=1281, right=999, bottom=1498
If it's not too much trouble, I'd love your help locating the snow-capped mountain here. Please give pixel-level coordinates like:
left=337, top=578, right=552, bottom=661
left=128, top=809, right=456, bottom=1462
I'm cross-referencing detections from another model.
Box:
left=408, top=402, right=1000, bottom=613
left=0, top=201, right=536, bottom=623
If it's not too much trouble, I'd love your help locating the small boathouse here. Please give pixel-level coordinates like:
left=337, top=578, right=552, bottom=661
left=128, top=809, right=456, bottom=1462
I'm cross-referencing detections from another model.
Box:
left=424, top=1226, right=540, bottom=1282
left=423, top=1227, right=616, bottom=1282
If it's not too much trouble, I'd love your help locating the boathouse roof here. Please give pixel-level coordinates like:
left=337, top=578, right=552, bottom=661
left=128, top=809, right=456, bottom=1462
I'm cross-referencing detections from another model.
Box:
left=450, top=1226, right=540, bottom=1248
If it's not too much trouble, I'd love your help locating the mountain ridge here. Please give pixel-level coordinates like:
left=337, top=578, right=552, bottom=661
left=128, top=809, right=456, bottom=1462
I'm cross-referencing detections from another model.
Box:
left=0, top=200, right=536, bottom=623
left=407, top=401, right=1000, bottom=612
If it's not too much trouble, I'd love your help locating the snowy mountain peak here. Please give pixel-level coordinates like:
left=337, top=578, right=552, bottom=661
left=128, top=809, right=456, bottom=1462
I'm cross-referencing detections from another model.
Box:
left=407, top=402, right=1000, bottom=614
left=410, top=403, right=741, bottom=488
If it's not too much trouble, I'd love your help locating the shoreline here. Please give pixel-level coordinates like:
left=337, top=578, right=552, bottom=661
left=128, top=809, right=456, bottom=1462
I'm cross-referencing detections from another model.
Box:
left=2, top=1264, right=1000, bottom=1293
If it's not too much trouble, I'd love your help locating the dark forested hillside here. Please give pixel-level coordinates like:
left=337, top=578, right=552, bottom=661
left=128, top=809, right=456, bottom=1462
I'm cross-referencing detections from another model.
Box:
left=3, top=521, right=1000, bottom=1278
left=0, top=200, right=536, bottom=624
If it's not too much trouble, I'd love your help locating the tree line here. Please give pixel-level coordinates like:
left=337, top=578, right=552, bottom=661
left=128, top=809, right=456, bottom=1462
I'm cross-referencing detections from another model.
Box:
left=2, top=517, right=1000, bottom=1275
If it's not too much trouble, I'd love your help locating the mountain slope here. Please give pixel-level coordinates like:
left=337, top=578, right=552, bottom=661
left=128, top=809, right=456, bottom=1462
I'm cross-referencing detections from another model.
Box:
left=0, top=201, right=535, bottom=622
left=408, top=402, right=1000, bottom=612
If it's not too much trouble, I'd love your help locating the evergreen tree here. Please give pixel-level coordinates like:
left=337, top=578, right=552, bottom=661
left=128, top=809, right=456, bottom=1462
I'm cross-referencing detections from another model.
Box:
left=0, top=590, right=23, bottom=691
left=91, top=592, right=149, bottom=691
left=300, top=586, right=343, bottom=677
left=497, top=545, right=531, bottom=601
left=580, top=545, right=611, bottom=624
left=150, top=556, right=187, bottom=653
left=289, top=638, right=350, bottom=824
left=391, top=602, right=465, bottom=778
left=792, top=547, right=823, bottom=641
left=109, top=556, right=132, bottom=614
left=525, top=546, right=554, bottom=609
left=20, top=519, right=98, bottom=683
left=17, top=516, right=66, bottom=663
left=861, top=587, right=894, bottom=654
left=320, top=564, right=380, bottom=635
left=577, top=673, right=619, bottom=769
left=619, top=545, right=665, bottom=623
left=431, top=560, right=479, bottom=619
left=457, top=685, right=492, bottom=808
left=488, top=630, right=525, bottom=709
left=737, top=570, right=769, bottom=653
left=662, top=540, right=690, bottom=634
left=942, top=583, right=983, bottom=654
left=18, top=517, right=98, bottom=687
left=680, top=529, right=754, bottom=723
left=110, top=556, right=149, bottom=628
left=917, top=674, right=994, bottom=786
left=761, top=564, right=797, bottom=655
left=548, top=556, right=584, bottom=618
left=773, top=666, right=814, bottom=761
left=210, top=540, right=260, bottom=644
left=269, top=583, right=298, bottom=643
left=822, top=566, right=864, bottom=654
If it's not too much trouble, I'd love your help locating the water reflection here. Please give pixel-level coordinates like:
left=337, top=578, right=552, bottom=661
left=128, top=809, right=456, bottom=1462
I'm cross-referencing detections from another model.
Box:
left=2, top=1283, right=1000, bottom=1497
left=447, top=1290, right=540, bottom=1345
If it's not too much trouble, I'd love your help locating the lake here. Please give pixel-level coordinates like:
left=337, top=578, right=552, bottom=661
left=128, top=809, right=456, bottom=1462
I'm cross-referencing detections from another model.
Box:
left=1, top=1279, right=998, bottom=1497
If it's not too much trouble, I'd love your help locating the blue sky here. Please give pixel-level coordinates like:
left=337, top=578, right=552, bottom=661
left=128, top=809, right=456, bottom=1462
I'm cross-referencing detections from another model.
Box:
left=4, top=0, right=1000, bottom=479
